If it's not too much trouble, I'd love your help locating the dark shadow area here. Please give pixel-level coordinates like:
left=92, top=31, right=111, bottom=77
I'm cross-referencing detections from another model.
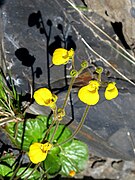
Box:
left=35, top=67, right=42, bottom=78
left=28, top=11, right=52, bottom=89
left=81, top=0, right=88, bottom=7
left=15, top=48, right=35, bottom=67
left=111, top=22, right=130, bottom=49
left=48, top=35, right=62, bottom=56
left=0, top=0, right=6, bottom=7
left=15, top=47, right=42, bottom=99
left=66, top=35, right=76, bottom=51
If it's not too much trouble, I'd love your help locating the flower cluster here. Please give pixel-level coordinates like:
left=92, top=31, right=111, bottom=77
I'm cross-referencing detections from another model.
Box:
left=78, top=80, right=118, bottom=105
left=28, top=142, right=52, bottom=164
left=30, top=48, right=119, bottom=167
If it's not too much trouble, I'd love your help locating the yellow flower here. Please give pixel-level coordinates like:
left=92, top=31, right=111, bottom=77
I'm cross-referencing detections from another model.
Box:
left=69, top=170, right=76, bottom=177
left=28, top=142, right=52, bottom=164
left=34, top=88, right=57, bottom=108
left=78, top=80, right=100, bottom=105
left=105, top=82, right=118, bottom=100
left=52, top=48, right=74, bottom=65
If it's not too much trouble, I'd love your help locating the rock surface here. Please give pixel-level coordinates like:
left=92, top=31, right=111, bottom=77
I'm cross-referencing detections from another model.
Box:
left=84, top=0, right=135, bottom=52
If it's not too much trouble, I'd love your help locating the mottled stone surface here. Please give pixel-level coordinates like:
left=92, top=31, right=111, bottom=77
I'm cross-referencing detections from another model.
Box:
left=84, top=0, right=135, bottom=52
left=1, top=0, right=135, bottom=168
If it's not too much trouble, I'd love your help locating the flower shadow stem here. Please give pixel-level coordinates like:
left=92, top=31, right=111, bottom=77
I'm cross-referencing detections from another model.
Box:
left=57, top=105, right=90, bottom=146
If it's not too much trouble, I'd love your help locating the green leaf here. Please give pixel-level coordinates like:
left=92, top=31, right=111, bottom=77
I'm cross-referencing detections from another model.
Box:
left=6, top=115, right=52, bottom=151
left=17, top=167, right=40, bottom=179
left=0, top=164, right=13, bottom=177
left=48, top=124, right=72, bottom=147
left=44, top=152, right=61, bottom=175
left=59, top=139, right=89, bottom=176
left=0, top=155, right=15, bottom=177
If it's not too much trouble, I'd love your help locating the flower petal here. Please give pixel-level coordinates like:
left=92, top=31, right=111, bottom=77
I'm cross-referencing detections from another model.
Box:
left=105, top=82, right=118, bottom=100
left=28, top=142, right=52, bottom=164
left=78, top=84, right=99, bottom=105
left=34, top=88, right=57, bottom=107
left=52, top=48, right=74, bottom=65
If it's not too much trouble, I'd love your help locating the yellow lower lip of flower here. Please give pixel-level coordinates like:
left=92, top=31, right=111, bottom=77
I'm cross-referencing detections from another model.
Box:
left=34, top=88, right=57, bottom=107
left=28, top=142, right=52, bottom=164
left=78, top=85, right=99, bottom=105
left=52, top=48, right=74, bottom=65
left=105, top=82, right=118, bottom=100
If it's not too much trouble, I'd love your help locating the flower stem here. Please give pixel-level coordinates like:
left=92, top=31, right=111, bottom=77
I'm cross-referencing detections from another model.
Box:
left=57, top=105, right=90, bottom=146
left=42, top=107, right=57, bottom=143
left=62, top=76, right=76, bottom=110
left=25, top=163, right=40, bottom=180
left=14, top=163, right=32, bottom=180
left=50, top=120, right=60, bottom=143
left=9, top=160, right=22, bottom=180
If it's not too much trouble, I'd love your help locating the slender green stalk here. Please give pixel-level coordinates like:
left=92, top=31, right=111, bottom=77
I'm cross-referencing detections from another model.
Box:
left=58, top=105, right=90, bottom=146
left=14, top=163, right=32, bottom=180
left=50, top=120, right=60, bottom=143
left=43, top=119, right=56, bottom=142
left=62, top=76, right=76, bottom=110
left=14, top=122, right=18, bottom=141
left=42, top=106, right=57, bottom=143
left=9, top=161, right=22, bottom=180
left=25, top=163, right=41, bottom=180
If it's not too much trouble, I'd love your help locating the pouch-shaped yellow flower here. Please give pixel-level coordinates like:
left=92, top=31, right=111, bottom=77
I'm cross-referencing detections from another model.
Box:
left=52, top=48, right=74, bottom=65
left=78, top=80, right=100, bottom=105
left=28, top=142, right=52, bottom=164
left=34, top=88, right=57, bottom=107
left=105, top=82, right=118, bottom=100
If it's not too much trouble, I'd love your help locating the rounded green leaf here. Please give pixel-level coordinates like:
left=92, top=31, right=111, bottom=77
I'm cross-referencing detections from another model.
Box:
left=44, top=153, right=61, bottom=175
left=59, top=139, right=89, bottom=176
left=0, top=155, right=15, bottom=177
left=0, top=164, right=13, bottom=177
left=6, top=115, right=52, bottom=151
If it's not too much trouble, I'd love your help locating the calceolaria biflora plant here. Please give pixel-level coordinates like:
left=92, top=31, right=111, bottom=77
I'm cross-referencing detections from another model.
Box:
left=0, top=48, right=119, bottom=179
